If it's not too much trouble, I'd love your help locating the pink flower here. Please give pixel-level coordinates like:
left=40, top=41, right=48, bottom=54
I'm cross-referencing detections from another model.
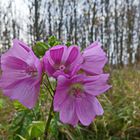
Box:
left=81, top=41, right=107, bottom=75
left=43, top=45, right=83, bottom=78
left=53, top=74, right=111, bottom=126
left=0, top=39, right=42, bottom=109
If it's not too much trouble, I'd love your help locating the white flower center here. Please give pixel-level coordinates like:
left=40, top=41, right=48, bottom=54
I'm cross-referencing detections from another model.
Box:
left=59, top=65, right=65, bottom=71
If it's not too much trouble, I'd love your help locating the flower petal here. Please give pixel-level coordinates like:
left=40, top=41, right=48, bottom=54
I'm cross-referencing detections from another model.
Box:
left=3, top=79, right=40, bottom=109
left=1, top=56, right=28, bottom=70
left=82, top=41, right=107, bottom=75
left=65, top=46, right=79, bottom=65
left=1, top=39, right=33, bottom=71
left=43, top=58, right=55, bottom=76
left=53, top=75, right=70, bottom=111
left=60, top=95, right=78, bottom=126
left=11, top=39, right=30, bottom=59
left=87, top=95, right=104, bottom=115
left=13, top=39, right=31, bottom=52
left=76, top=94, right=95, bottom=126
left=53, top=88, right=69, bottom=111
left=0, top=72, right=28, bottom=88
left=84, top=74, right=111, bottom=96
left=50, top=45, right=65, bottom=64
left=66, top=46, right=83, bottom=73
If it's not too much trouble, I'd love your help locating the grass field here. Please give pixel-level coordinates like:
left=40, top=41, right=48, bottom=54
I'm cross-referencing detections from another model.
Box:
left=0, top=67, right=140, bottom=140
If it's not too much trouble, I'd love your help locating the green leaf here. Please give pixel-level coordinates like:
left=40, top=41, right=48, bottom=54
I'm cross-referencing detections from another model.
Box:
left=27, top=121, right=45, bottom=139
left=0, top=99, right=5, bottom=109
left=48, top=36, right=61, bottom=47
left=65, top=41, right=72, bottom=47
left=33, top=42, right=49, bottom=57
left=16, top=135, right=27, bottom=140
left=13, top=100, right=27, bottom=111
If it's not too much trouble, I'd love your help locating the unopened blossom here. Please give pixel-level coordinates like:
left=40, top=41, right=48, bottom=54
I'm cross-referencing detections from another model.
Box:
left=0, top=39, right=42, bottom=109
left=81, top=41, right=107, bottom=75
left=53, top=74, right=111, bottom=126
left=43, top=45, right=83, bottom=78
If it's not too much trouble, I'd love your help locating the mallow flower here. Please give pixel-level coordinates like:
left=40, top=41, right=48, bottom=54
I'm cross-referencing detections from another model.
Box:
left=81, top=41, right=107, bottom=75
left=53, top=74, right=111, bottom=126
left=0, top=39, right=42, bottom=109
left=43, top=45, right=83, bottom=78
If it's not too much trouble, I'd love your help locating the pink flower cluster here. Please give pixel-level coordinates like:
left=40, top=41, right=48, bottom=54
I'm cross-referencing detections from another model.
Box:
left=0, top=39, right=111, bottom=126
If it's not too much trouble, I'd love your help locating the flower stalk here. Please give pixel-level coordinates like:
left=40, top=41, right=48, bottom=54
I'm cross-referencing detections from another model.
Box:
left=43, top=100, right=53, bottom=140
left=43, top=75, right=54, bottom=140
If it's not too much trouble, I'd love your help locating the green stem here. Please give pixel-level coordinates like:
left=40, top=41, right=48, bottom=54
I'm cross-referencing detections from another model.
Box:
left=43, top=82, right=53, bottom=98
left=46, top=75, right=55, bottom=92
left=43, top=74, right=56, bottom=140
left=44, top=101, right=53, bottom=140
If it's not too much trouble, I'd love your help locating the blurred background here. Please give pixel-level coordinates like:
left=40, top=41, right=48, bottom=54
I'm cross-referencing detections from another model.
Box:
left=0, top=0, right=140, bottom=140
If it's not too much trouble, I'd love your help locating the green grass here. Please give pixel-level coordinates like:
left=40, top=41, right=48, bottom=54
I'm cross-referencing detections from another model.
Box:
left=0, top=94, right=15, bottom=139
left=0, top=67, right=140, bottom=140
